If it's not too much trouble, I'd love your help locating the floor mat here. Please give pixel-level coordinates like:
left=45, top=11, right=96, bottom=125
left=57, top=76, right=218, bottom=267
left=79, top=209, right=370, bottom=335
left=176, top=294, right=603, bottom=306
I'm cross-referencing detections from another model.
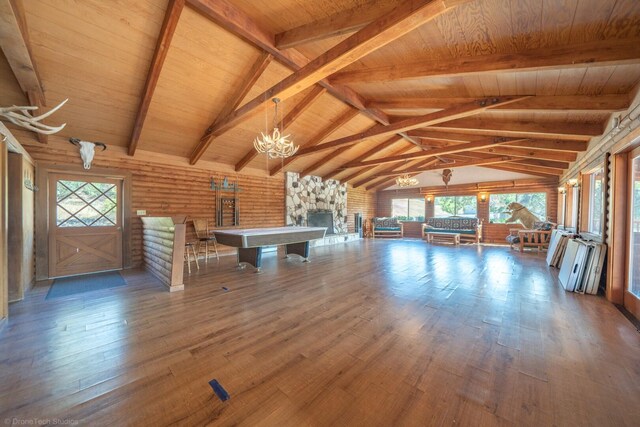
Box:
left=46, top=271, right=126, bottom=300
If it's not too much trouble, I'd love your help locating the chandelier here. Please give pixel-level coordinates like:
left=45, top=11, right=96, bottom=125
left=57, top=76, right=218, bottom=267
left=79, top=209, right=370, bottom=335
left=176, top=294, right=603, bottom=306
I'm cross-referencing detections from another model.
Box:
left=396, top=173, right=419, bottom=187
left=254, top=98, right=298, bottom=158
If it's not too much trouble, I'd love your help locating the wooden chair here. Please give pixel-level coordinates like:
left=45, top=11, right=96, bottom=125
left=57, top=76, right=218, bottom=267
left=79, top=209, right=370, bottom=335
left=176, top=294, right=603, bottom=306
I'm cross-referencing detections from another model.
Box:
left=184, top=242, right=199, bottom=273
left=192, top=218, right=219, bottom=261
left=507, top=228, right=553, bottom=252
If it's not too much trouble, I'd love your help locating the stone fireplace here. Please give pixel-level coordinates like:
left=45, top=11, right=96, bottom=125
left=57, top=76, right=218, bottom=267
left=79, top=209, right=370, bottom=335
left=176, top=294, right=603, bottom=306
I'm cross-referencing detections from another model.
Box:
left=285, top=172, right=347, bottom=233
left=307, top=209, right=334, bottom=235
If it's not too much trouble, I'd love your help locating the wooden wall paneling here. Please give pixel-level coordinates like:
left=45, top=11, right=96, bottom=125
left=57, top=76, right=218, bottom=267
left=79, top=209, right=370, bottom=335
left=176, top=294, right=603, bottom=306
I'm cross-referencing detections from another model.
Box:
left=27, top=141, right=285, bottom=268
left=346, top=185, right=376, bottom=232
left=140, top=217, right=185, bottom=292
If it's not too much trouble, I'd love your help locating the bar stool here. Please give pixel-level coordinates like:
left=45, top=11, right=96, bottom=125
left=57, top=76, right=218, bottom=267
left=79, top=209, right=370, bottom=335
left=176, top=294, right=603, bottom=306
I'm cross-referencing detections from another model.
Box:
left=193, top=218, right=219, bottom=261
left=184, top=242, right=199, bottom=273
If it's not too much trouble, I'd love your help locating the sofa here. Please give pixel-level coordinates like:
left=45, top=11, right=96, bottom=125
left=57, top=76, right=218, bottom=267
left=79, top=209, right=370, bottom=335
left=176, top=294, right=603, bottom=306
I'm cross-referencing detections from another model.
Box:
left=421, top=216, right=483, bottom=244
left=372, top=217, right=403, bottom=238
left=506, top=221, right=555, bottom=252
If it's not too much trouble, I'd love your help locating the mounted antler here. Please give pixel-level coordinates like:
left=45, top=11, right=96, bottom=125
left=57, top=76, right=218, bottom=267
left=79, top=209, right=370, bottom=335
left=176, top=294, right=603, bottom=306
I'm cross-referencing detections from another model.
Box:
left=69, top=137, right=107, bottom=169
left=0, top=98, right=68, bottom=134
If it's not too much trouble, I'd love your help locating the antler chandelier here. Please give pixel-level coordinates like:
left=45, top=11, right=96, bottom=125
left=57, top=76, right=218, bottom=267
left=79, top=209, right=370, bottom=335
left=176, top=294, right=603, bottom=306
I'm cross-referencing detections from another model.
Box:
left=396, top=173, right=419, bottom=187
left=254, top=98, right=298, bottom=158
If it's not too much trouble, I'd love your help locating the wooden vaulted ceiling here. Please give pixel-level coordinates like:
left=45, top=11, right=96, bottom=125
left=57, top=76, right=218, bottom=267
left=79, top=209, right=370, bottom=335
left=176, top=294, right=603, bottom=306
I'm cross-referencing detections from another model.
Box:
left=1, top=0, right=640, bottom=190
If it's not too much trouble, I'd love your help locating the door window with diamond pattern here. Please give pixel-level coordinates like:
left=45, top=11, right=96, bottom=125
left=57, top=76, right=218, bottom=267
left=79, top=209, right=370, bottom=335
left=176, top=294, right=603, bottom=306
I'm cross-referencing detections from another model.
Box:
left=56, top=180, right=118, bottom=227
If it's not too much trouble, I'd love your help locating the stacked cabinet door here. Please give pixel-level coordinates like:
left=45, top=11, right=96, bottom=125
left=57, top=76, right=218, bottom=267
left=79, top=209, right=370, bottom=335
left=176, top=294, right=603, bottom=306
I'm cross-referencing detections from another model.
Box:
left=48, top=174, right=123, bottom=278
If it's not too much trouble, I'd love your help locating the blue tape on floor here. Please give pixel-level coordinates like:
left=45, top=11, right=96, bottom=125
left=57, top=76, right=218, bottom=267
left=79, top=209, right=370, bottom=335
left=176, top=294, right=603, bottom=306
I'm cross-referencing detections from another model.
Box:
left=222, top=287, right=229, bottom=291
left=209, top=379, right=230, bottom=401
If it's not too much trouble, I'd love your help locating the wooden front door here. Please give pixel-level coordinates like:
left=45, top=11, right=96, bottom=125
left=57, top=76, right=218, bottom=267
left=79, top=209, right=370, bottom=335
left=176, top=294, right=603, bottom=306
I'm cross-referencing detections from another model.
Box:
left=49, top=174, right=123, bottom=278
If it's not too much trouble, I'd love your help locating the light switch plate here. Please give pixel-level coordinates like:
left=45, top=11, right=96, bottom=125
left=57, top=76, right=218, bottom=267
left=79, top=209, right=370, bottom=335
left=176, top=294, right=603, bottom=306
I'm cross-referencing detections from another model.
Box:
left=137, top=210, right=146, bottom=216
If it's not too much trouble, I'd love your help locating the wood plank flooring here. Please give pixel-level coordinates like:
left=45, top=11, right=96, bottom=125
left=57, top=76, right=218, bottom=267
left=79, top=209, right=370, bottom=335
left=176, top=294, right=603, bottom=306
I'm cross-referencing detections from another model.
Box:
left=1, top=239, right=639, bottom=426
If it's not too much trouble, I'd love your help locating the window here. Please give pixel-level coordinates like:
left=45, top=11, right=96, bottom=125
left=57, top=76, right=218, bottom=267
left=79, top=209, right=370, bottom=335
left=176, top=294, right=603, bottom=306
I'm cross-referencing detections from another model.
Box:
left=56, top=180, right=117, bottom=227
left=434, top=195, right=477, bottom=217
left=489, top=192, right=547, bottom=223
left=391, top=198, right=425, bottom=221
left=587, top=167, right=604, bottom=234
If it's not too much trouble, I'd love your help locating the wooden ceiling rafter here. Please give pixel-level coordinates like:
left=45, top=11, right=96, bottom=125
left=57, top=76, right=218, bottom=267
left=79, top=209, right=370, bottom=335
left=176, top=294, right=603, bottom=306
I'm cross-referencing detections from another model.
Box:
left=128, top=0, right=185, bottom=156
left=417, top=118, right=602, bottom=141
left=369, top=156, right=514, bottom=178
left=323, top=135, right=403, bottom=180
left=0, top=0, right=48, bottom=143
left=341, top=143, right=420, bottom=184
left=186, top=0, right=452, bottom=166
left=235, top=85, right=326, bottom=172
left=295, top=96, right=527, bottom=157
left=269, top=108, right=359, bottom=176
left=340, top=136, right=525, bottom=169
left=364, top=158, right=439, bottom=190
left=189, top=51, right=273, bottom=164
left=274, top=0, right=395, bottom=49
left=484, top=164, right=563, bottom=177
left=367, top=95, right=631, bottom=113
left=330, top=37, right=640, bottom=84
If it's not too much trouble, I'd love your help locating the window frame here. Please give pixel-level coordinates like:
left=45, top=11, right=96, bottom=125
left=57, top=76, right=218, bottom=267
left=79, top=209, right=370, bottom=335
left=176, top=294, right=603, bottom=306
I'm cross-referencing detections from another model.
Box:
left=433, top=195, right=477, bottom=218
left=391, top=197, right=425, bottom=221
left=488, top=192, right=548, bottom=224
left=586, top=166, right=605, bottom=235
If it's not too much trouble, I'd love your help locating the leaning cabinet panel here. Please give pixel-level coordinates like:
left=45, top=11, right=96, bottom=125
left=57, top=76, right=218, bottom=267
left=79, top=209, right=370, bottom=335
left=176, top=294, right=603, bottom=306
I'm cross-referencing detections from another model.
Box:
left=140, top=217, right=186, bottom=292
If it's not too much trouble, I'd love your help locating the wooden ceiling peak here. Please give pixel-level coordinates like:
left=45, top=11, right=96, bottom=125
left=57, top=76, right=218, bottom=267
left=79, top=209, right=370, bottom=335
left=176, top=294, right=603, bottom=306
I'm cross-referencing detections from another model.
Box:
left=197, top=0, right=468, bottom=145
left=274, top=0, right=396, bottom=49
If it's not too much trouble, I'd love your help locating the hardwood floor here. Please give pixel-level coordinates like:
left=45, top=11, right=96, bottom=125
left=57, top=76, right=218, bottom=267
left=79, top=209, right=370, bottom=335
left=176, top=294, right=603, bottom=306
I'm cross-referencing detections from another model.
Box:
left=1, top=239, right=639, bottom=426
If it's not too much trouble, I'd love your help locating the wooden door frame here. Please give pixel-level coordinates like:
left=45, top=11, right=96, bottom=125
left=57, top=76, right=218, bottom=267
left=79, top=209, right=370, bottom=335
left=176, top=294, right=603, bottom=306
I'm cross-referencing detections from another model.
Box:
left=36, top=163, right=132, bottom=281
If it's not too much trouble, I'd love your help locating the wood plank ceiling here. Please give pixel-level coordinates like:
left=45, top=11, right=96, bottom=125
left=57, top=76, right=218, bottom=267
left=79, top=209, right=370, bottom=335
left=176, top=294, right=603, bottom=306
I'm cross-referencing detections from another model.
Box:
left=1, top=0, right=639, bottom=190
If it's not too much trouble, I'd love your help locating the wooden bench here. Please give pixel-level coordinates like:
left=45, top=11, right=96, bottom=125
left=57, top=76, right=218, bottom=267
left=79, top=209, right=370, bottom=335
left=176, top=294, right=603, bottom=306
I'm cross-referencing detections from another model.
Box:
left=372, top=217, right=403, bottom=238
left=424, top=231, right=460, bottom=245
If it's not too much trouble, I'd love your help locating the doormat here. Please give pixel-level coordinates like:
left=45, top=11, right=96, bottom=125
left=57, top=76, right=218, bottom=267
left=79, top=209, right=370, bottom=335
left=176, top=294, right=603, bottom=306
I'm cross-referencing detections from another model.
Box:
left=46, top=271, right=126, bottom=300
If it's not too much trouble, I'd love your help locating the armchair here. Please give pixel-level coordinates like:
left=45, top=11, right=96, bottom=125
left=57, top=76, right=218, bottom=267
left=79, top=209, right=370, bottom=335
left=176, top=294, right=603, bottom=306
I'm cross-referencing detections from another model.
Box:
left=506, top=221, right=555, bottom=252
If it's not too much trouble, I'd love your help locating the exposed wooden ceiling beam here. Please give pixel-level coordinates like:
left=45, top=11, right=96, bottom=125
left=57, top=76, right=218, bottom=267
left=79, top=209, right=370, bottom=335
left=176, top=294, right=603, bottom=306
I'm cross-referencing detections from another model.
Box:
left=330, top=38, right=640, bottom=84
left=188, top=0, right=441, bottom=162
left=450, top=150, right=570, bottom=170
left=323, top=136, right=403, bottom=179
left=476, top=146, right=577, bottom=162
left=407, top=131, right=588, bottom=151
left=367, top=95, right=631, bottom=112
left=295, top=96, right=526, bottom=157
left=235, top=86, right=326, bottom=172
left=485, top=164, right=563, bottom=177
left=196, top=0, right=466, bottom=142
left=128, top=0, right=185, bottom=156
left=0, top=0, right=48, bottom=143
left=269, top=109, right=359, bottom=176
left=365, top=158, right=439, bottom=190
left=274, top=0, right=395, bottom=49
left=418, top=118, right=602, bottom=141
left=370, top=156, right=513, bottom=178
left=299, top=146, right=352, bottom=178
left=344, top=144, right=419, bottom=184
left=341, top=136, right=522, bottom=169
left=190, top=52, right=272, bottom=164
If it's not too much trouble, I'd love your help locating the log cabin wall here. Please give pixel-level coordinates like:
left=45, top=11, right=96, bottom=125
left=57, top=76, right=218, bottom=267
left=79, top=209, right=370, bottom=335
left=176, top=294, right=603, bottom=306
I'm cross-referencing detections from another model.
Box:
left=346, top=185, right=377, bottom=233
left=24, top=142, right=286, bottom=266
left=376, top=181, right=558, bottom=242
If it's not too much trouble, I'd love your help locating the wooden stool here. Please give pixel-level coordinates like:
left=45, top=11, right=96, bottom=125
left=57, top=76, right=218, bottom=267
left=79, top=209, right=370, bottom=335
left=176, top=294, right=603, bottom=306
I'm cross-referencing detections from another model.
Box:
left=184, top=242, right=199, bottom=273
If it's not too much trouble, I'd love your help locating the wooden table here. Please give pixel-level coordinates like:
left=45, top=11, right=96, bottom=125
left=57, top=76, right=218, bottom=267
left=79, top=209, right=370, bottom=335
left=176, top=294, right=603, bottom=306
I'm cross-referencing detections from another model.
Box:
left=425, top=231, right=460, bottom=245
left=213, top=226, right=327, bottom=272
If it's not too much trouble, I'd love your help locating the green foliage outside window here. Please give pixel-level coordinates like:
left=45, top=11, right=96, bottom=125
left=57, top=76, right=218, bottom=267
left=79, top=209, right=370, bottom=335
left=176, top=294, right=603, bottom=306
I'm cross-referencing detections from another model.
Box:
left=434, top=195, right=477, bottom=217
left=489, top=192, right=547, bottom=223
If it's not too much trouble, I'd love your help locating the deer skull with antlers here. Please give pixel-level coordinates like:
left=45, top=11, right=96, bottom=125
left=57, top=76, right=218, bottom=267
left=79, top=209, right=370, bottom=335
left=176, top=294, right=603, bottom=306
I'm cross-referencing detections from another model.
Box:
left=0, top=98, right=68, bottom=134
left=69, top=138, right=107, bottom=169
